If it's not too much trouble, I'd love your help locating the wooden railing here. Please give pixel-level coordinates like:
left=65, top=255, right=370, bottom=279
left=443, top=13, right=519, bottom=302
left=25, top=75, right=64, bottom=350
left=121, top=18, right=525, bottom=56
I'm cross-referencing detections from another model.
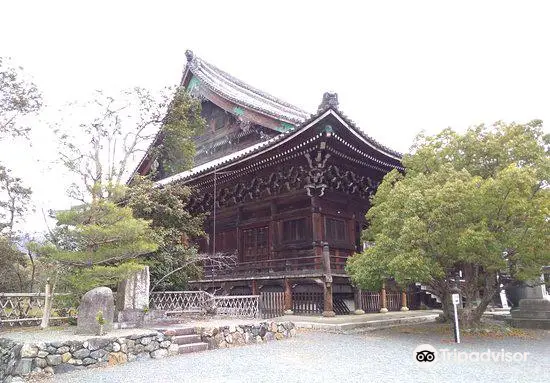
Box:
left=260, top=292, right=285, bottom=318
left=202, top=254, right=350, bottom=279
left=360, top=291, right=402, bottom=312
left=149, top=291, right=260, bottom=318
left=0, top=292, right=76, bottom=327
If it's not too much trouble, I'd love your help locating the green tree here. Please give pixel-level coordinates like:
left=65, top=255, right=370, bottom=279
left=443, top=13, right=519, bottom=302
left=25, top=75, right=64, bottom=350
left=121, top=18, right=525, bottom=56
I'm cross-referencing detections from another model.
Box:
left=0, top=57, right=42, bottom=139
left=127, top=177, right=206, bottom=291
left=347, top=121, right=550, bottom=326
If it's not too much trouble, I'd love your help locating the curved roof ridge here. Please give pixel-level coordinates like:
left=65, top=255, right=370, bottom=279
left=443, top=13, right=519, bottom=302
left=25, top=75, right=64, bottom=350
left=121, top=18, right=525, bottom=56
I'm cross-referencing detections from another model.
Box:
left=185, top=51, right=310, bottom=123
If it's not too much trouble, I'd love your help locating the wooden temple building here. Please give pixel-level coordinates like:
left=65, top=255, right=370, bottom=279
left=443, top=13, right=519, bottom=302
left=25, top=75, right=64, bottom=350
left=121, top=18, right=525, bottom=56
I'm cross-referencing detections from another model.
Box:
left=133, top=51, right=425, bottom=316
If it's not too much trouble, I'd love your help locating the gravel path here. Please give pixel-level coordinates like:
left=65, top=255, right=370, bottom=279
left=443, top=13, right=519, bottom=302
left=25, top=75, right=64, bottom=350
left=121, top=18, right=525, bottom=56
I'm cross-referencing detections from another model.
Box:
left=45, top=327, right=548, bottom=383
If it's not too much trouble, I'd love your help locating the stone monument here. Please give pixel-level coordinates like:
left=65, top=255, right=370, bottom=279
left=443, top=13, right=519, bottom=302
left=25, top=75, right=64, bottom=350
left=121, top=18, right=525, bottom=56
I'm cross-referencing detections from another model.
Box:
left=116, top=266, right=160, bottom=325
left=76, top=286, right=115, bottom=335
left=508, top=277, right=550, bottom=329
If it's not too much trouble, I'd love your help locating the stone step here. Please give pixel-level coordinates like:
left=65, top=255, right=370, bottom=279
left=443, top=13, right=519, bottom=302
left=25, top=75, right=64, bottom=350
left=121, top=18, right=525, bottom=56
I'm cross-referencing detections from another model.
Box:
left=156, top=327, right=196, bottom=336
left=172, top=334, right=202, bottom=345
left=178, top=342, right=209, bottom=354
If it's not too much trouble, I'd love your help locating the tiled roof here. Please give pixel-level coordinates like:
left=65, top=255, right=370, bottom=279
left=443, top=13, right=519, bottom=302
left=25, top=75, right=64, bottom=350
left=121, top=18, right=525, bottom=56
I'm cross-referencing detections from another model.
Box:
left=184, top=50, right=310, bottom=124
left=155, top=107, right=403, bottom=187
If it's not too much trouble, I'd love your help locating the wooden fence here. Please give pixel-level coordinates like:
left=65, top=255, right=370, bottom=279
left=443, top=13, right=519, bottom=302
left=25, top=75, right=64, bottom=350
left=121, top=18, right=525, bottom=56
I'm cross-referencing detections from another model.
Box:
left=0, top=292, right=76, bottom=327
left=149, top=291, right=260, bottom=318
left=360, top=291, right=402, bottom=312
left=260, top=292, right=284, bottom=318
left=292, top=292, right=324, bottom=315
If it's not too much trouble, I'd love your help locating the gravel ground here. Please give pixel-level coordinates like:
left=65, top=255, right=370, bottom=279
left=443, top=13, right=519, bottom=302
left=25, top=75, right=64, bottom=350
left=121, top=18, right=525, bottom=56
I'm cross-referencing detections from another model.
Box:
left=40, top=326, right=548, bottom=383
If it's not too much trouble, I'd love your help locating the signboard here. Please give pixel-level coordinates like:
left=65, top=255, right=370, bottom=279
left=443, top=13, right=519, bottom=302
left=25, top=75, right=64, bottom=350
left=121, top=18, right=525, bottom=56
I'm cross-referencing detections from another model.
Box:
left=451, top=293, right=460, bottom=305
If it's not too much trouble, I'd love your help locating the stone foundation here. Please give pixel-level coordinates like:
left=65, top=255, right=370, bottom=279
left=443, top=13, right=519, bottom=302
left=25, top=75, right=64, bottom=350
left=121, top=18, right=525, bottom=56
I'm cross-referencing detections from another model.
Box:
left=197, top=321, right=296, bottom=349
left=0, top=331, right=178, bottom=382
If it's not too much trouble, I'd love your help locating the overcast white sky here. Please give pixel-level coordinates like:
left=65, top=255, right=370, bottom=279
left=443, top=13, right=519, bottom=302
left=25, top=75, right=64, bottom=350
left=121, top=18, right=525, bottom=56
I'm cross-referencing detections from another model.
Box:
left=1, top=0, right=549, bottom=234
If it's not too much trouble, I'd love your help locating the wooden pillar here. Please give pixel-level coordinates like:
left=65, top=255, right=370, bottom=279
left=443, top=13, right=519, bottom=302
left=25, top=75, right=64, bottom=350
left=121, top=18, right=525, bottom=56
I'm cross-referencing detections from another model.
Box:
left=400, top=289, right=409, bottom=311
left=283, top=279, right=294, bottom=315
left=380, top=281, right=388, bottom=313
left=353, top=287, right=365, bottom=315
left=251, top=280, right=258, bottom=295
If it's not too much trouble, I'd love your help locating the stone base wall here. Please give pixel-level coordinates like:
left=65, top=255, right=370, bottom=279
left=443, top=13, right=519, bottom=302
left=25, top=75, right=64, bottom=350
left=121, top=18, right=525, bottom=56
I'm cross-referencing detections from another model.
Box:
left=0, top=332, right=178, bottom=382
left=198, top=321, right=296, bottom=349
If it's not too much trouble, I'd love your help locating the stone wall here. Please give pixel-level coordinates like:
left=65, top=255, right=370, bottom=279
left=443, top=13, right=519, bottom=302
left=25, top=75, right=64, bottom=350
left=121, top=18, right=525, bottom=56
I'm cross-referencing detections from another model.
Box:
left=0, top=331, right=178, bottom=382
left=197, top=321, right=296, bottom=349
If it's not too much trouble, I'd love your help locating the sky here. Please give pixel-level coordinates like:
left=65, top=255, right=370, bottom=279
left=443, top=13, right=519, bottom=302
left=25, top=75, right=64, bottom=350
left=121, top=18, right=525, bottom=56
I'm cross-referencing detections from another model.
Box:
left=1, top=0, right=549, bottom=234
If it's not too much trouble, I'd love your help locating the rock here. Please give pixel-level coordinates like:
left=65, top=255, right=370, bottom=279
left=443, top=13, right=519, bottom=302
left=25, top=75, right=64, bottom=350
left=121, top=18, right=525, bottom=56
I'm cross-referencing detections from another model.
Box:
left=270, top=322, right=278, bottom=332
left=133, top=344, right=145, bottom=354
left=67, top=341, right=83, bottom=352
left=275, top=332, right=284, bottom=340
left=144, top=341, right=159, bottom=352
left=140, top=337, right=152, bottom=345
left=159, top=341, right=171, bottom=348
left=228, top=325, right=236, bottom=333
left=73, top=348, right=90, bottom=359
left=20, top=344, right=39, bottom=358
left=168, top=344, right=179, bottom=356
left=14, top=358, right=33, bottom=375
left=155, top=334, right=164, bottom=342
left=255, top=335, right=263, bottom=343
left=33, top=358, right=48, bottom=368
left=36, top=342, right=48, bottom=351
left=82, top=358, right=97, bottom=366
left=264, top=332, right=274, bottom=341
left=225, top=334, right=233, bottom=344
left=290, top=328, right=297, bottom=337
left=219, top=341, right=228, bottom=348
left=90, top=349, right=108, bottom=360
left=82, top=341, right=89, bottom=349
left=6, top=377, right=25, bottom=383
left=61, top=352, right=72, bottom=363
left=46, top=346, right=57, bottom=354
left=56, top=346, right=70, bottom=354
left=202, top=327, right=217, bottom=337
left=76, top=286, right=115, bottom=335
left=259, top=325, right=267, bottom=338
left=120, top=343, right=128, bottom=353
left=87, top=338, right=111, bottom=351
left=127, top=354, right=137, bottom=362
left=236, top=326, right=244, bottom=334
left=46, top=354, right=62, bottom=366
left=244, top=332, right=251, bottom=343
left=44, top=366, right=54, bottom=375
left=108, top=352, right=128, bottom=366
left=37, top=351, right=49, bottom=358
left=50, top=341, right=66, bottom=348
left=112, top=342, right=121, bottom=352
left=150, top=349, right=168, bottom=359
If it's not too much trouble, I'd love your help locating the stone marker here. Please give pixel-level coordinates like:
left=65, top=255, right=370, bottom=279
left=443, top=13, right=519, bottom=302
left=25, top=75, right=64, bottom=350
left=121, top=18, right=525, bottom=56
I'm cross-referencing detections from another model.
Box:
left=76, top=287, right=115, bottom=335
left=116, top=267, right=157, bottom=325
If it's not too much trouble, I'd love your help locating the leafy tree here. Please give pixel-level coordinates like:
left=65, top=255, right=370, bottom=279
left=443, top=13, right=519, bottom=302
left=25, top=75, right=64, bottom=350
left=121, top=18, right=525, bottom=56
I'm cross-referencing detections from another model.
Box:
left=127, top=177, right=206, bottom=291
left=54, top=87, right=204, bottom=202
left=347, top=121, right=550, bottom=326
left=0, top=57, right=42, bottom=139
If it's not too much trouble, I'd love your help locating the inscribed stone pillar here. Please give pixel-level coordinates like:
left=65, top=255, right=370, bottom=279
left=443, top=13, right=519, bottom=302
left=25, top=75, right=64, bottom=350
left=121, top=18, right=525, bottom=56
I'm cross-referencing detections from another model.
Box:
left=116, top=266, right=150, bottom=312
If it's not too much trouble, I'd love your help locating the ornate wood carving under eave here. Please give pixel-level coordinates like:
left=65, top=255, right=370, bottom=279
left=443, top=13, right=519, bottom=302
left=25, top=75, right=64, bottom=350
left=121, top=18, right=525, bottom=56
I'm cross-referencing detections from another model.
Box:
left=187, top=157, right=380, bottom=214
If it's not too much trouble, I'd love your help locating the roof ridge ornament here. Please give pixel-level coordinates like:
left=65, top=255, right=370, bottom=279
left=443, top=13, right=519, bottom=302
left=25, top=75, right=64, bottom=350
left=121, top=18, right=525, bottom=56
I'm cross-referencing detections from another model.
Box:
left=185, top=50, right=195, bottom=62
left=317, top=92, right=339, bottom=112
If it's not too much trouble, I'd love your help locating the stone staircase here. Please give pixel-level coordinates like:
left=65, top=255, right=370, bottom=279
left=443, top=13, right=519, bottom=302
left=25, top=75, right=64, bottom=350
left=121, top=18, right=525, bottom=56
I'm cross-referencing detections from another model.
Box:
left=157, top=327, right=209, bottom=354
